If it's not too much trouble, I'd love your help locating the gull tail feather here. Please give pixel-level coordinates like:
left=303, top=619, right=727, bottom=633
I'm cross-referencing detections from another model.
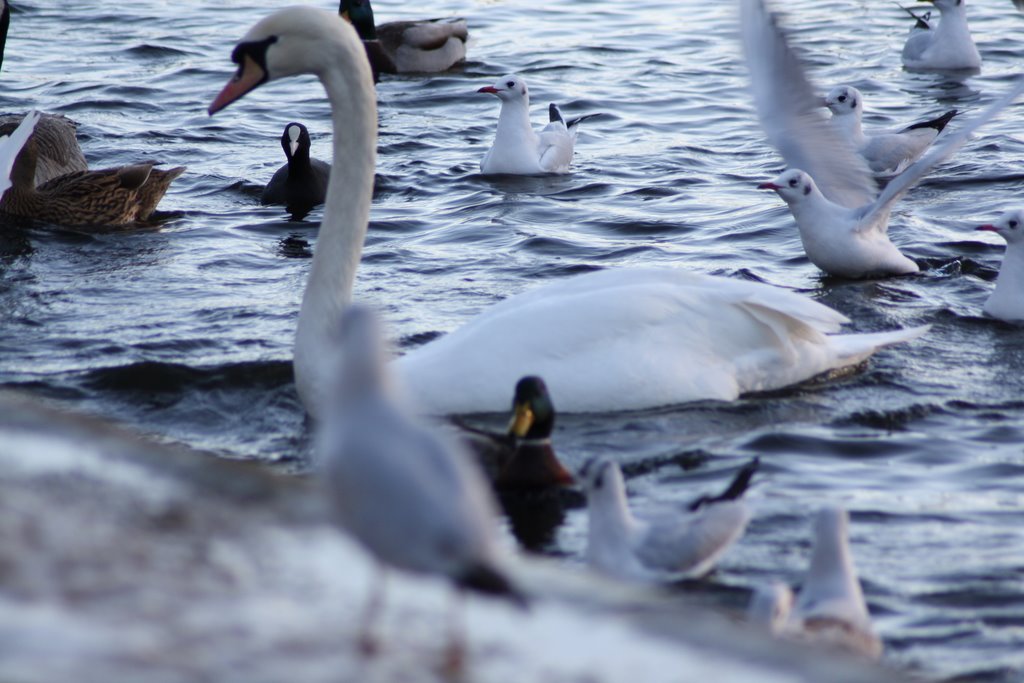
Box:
left=689, top=458, right=760, bottom=512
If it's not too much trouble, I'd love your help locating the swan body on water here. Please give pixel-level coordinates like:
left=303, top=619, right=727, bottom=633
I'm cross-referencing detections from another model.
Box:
left=210, top=6, right=928, bottom=416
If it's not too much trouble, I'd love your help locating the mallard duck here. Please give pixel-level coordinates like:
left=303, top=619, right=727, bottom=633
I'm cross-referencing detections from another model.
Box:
left=462, top=376, right=574, bottom=491
left=0, top=130, right=184, bottom=228
left=338, top=0, right=467, bottom=80
left=260, top=122, right=330, bottom=214
left=0, top=114, right=86, bottom=186
left=0, top=110, right=37, bottom=199
left=0, top=1, right=88, bottom=186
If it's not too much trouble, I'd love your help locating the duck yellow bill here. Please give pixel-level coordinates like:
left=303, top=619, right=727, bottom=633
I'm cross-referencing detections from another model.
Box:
left=508, top=403, right=535, bottom=438
left=208, top=55, right=266, bottom=115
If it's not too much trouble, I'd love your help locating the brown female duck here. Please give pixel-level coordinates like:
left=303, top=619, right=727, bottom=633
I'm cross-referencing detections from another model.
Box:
left=0, top=1, right=88, bottom=185
left=0, top=130, right=184, bottom=228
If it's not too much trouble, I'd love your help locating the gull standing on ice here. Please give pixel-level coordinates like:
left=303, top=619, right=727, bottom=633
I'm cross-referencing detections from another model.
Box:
left=581, top=458, right=757, bottom=582
left=478, top=74, right=594, bottom=175
left=747, top=506, right=882, bottom=660
left=974, top=209, right=1024, bottom=322
left=742, top=0, right=1024, bottom=278
left=824, top=85, right=956, bottom=176
left=901, top=0, right=981, bottom=72
left=315, top=305, right=525, bottom=667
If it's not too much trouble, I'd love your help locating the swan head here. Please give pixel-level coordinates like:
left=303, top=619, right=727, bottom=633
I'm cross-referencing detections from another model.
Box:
left=977, top=209, right=1024, bottom=246
left=339, top=0, right=377, bottom=41
left=823, top=85, right=863, bottom=118
left=507, top=376, right=555, bottom=440
left=758, top=169, right=818, bottom=205
left=281, top=122, right=310, bottom=161
left=477, top=74, right=529, bottom=105
left=209, top=6, right=365, bottom=115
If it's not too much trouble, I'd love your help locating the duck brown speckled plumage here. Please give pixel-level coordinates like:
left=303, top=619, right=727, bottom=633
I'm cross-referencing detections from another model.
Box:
left=0, top=114, right=87, bottom=186
left=0, top=131, right=184, bottom=228
left=0, top=0, right=88, bottom=186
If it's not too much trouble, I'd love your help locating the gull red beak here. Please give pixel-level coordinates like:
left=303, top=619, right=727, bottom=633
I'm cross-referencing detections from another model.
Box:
left=758, top=182, right=780, bottom=190
left=976, top=224, right=998, bottom=232
left=477, top=86, right=499, bottom=94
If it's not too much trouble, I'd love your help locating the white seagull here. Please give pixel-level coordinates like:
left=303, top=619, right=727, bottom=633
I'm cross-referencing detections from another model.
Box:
left=975, top=209, right=1024, bottom=322
left=747, top=506, right=883, bottom=660
left=0, top=110, right=38, bottom=199
left=824, top=85, right=956, bottom=176
left=580, top=458, right=757, bottom=582
left=209, top=5, right=929, bottom=418
left=314, top=305, right=525, bottom=667
left=477, top=74, right=593, bottom=175
left=901, top=0, right=981, bottom=72
left=742, top=0, right=1024, bottom=278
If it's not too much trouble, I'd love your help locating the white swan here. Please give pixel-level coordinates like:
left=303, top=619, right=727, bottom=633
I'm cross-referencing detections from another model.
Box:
left=209, top=7, right=928, bottom=416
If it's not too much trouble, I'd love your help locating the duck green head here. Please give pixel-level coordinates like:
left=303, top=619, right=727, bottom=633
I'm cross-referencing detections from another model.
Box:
left=508, top=376, right=555, bottom=440
left=339, top=0, right=378, bottom=41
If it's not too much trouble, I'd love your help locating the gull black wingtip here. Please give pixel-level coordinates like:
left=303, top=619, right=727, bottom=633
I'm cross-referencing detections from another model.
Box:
left=688, top=457, right=760, bottom=512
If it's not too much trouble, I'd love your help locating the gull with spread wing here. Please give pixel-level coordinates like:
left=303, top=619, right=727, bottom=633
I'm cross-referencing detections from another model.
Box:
left=742, top=0, right=1024, bottom=278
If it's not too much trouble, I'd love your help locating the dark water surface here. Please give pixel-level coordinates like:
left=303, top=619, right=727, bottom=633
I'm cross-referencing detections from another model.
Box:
left=1, top=1, right=1023, bottom=680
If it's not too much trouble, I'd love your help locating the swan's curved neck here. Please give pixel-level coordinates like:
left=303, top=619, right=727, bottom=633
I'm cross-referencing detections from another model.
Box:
left=294, top=45, right=377, bottom=414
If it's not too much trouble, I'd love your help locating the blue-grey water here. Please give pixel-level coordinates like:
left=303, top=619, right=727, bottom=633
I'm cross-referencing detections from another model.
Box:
left=1, top=1, right=1023, bottom=680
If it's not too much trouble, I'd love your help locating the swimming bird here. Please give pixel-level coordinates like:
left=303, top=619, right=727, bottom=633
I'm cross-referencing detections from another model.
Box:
left=261, top=122, right=331, bottom=214
left=824, top=85, right=956, bottom=175
left=338, top=0, right=467, bottom=81
left=580, top=458, right=757, bottom=582
left=0, top=110, right=38, bottom=200
left=461, top=376, right=574, bottom=491
left=901, top=0, right=981, bottom=72
left=209, top=6, right=929, bottom=417
left=975, top=209, right=1024, bottom=322
left=0, top=130, right=184, bottom=228
left=0, top=0, right=88, bottom=186
left=747, top=506, right=882, bottom=660
left=315, top=305, right=525, bottom=667
left=742, top=0, right=1024, bottom=278
left=478, top=74, right=594, bottom=175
